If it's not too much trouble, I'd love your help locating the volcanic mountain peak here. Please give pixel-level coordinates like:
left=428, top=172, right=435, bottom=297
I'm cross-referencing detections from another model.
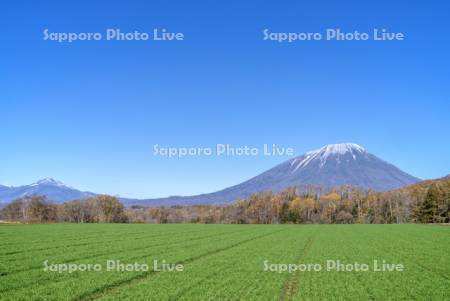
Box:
left=291, top=143, right=365, bottom=171
left=309, top=143, right=365, bottom=155
left=30, top=178, right=66, bottom=187
left=0, top=143, right=422, bottom=206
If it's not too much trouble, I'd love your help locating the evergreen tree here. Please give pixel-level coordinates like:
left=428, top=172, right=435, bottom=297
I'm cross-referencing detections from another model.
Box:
left=419, top=185, right=439, bottom=223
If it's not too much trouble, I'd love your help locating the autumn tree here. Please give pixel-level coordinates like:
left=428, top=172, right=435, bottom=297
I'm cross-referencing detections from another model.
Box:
left=93, top=195, right=128, bottom=223
left=1, top=199, right=27, bottom=220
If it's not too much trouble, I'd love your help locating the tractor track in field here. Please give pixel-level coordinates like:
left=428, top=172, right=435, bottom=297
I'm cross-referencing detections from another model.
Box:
left=0, top=227, right=261, bottom=294
left=0, top=232, right=148, bottom=256
left=75, top=228, right=290, bottom=301
left=0, top=231, right=198, bottom=278
left=0, top=230, right=123, bottom=251
left=165, top=227, right=302, bottom=300
left=0, top=230, right=190, bottom=256
left=366, top=230, right=450, bottom=282
left=0, top=228, right=211, bottom=264
left=278, top=229, right=318, bottom=301
left=0, top=228, right=242, bottom=278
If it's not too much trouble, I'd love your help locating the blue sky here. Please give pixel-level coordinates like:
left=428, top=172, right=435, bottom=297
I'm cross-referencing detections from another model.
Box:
left=2, top=0, right=450, bottom=198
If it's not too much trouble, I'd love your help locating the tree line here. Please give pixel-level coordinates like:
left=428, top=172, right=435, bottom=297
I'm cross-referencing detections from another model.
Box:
left=1, top=177, right=449, bottom=224
left=0, top=195, right=127, bottom=223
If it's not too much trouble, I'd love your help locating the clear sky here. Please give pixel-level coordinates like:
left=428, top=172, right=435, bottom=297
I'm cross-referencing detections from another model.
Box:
left=2, top=0, right=450, bottom=198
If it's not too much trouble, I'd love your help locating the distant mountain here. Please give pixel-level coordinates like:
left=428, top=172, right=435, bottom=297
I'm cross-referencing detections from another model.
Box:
left=0, top=178, right=95, bottom=204
left=392, top=174, right=450, bottom=194
left=0, top=143, right=422, bottom=206
left=131, top=143, right=421, bottom=206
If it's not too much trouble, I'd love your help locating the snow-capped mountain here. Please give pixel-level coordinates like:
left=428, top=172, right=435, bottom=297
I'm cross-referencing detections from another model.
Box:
left=0, top=178, right=95, bottom=204
left=277, top=143, right=418, bottom=191
left=134, top=143, right=420, bottom=206
left=0, top=143, right=421, bottom=206
left=291, top=143, right=366, bottom=171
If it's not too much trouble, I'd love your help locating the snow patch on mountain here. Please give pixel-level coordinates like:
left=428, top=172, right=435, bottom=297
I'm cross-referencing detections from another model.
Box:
left=0, top=178, right=95, bottom=203
left=34, top=178, right=65, bottom=186
left=291, top=143, right=365, bottom=171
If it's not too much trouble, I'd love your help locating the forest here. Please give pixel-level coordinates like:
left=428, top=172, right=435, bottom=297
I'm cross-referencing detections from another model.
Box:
left=1, top=176, right=449, bottom=224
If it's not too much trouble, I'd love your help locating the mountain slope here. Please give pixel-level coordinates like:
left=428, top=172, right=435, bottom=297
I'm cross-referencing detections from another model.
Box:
left=132, top=143, right=420, bottom=206
left=0, top=143, right=421, bottom=206
left=0, top=178, right=95, bottom=204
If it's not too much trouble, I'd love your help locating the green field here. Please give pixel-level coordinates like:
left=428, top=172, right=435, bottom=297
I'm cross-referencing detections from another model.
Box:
left=0, top=224, right=449, bottom=301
